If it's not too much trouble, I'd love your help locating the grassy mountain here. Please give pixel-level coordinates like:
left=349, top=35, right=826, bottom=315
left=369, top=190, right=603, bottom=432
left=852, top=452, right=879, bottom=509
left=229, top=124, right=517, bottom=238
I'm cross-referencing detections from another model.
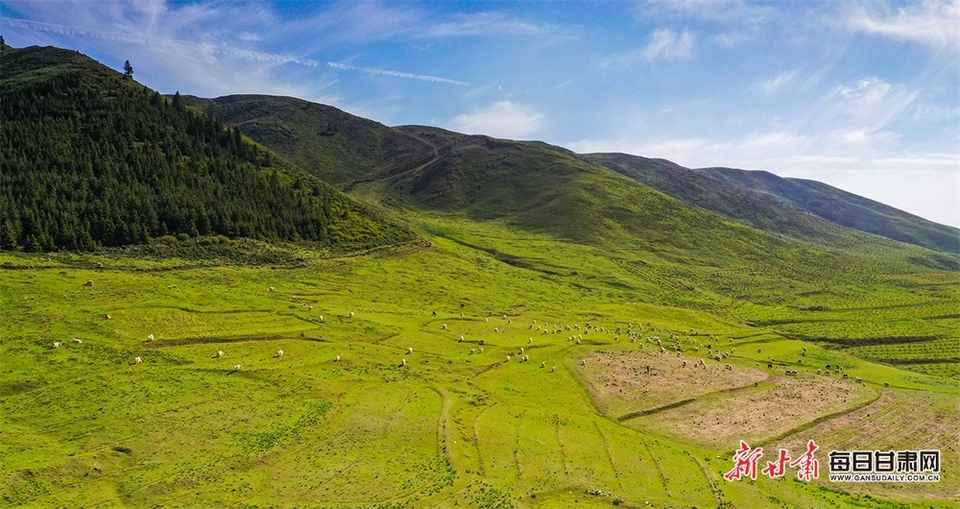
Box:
left=2, top=46, right=959, bottom=509
left=182, top=94, right=436, bottom=186
left=588, top=153, right=958, bottom=253
left=699, top=166, right=959, bottom=253
left=0, top=46, right=414, bottom=253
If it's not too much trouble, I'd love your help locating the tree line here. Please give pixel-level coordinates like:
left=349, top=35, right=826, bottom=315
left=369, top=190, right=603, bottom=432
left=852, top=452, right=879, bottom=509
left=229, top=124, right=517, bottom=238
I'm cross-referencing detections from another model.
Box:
left=1, top=49, right=408, bottom=252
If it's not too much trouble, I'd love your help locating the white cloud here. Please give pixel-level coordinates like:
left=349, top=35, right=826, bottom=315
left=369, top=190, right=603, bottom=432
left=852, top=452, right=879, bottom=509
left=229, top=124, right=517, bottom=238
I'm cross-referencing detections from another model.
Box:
left=425, top=12, right=553, bottom=37
left=643, top=28, right=694, bottom=61
left=843, top=0, right=960, bottom=52
left=451, top=101, right=545, bottom=139
left=828, top=77, right=920, bottom=135
left=326, top=62, right=467, bottom=86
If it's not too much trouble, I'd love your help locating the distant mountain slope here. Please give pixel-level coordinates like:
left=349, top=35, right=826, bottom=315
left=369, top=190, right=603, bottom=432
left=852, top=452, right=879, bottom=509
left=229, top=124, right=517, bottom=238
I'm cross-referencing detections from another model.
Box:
left=588, top=153, right=959, bottom=253
left=0, top=46, right=413, bottom=252
left=183, top=94, right=436, bottom=186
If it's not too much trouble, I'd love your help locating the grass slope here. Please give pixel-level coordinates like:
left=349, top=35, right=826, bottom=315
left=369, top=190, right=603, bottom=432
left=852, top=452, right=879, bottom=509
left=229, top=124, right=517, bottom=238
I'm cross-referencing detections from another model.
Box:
left=2, top=217, right=957, bottom=508
left=588, top=153, right=959, bottom=254
left=183, top=94, right=436, bottom=186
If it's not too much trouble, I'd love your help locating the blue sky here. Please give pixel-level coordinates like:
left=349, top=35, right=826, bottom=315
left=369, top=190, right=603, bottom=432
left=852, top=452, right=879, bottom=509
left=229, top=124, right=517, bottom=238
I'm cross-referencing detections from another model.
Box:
left=2, top=0, right=958, bottom=227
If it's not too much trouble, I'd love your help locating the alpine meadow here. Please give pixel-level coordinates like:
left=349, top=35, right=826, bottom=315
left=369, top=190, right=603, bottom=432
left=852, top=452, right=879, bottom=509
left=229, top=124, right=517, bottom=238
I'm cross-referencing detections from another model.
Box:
left=2, top=42, right=959, bottom=509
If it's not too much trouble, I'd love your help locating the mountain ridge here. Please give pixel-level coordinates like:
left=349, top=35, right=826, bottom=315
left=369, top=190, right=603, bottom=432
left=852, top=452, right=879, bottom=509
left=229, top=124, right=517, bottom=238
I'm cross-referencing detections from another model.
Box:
left=194, top=93, right=958, bottom=255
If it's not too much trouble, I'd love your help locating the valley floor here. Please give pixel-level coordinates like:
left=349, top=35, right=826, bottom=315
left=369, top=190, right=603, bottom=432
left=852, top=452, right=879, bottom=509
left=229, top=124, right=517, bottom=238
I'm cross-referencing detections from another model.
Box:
left=2, top=224, right=958, bottom=508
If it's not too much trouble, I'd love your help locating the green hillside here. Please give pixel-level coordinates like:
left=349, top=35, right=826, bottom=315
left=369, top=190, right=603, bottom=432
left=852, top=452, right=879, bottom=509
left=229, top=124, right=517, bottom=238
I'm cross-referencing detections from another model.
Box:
left=0, top=46, right=414, bottom=253
left=588, top=153, right=958, bottom=254
left=1, top=46, right=958, bottom=509
left=183, top=94, right=436, bottom=186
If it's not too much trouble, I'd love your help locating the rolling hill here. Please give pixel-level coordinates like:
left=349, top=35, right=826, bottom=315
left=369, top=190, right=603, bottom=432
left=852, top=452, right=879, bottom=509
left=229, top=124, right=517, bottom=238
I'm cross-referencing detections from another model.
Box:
left=0, top=46, right=415, bottom=254
left=2, top=45, right=959, bottom=509
left=587, top=152, right=959, bottom=254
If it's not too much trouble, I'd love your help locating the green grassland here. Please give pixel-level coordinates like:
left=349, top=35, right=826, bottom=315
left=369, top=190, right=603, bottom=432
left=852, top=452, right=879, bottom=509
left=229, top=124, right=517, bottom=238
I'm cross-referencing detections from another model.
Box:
left=2, top=213, right=957, bottom=508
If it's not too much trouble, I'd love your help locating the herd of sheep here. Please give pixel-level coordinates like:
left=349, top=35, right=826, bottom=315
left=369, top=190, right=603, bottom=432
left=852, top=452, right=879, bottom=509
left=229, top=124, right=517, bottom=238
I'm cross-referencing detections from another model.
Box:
left=51, top=285, right=887, bottom=388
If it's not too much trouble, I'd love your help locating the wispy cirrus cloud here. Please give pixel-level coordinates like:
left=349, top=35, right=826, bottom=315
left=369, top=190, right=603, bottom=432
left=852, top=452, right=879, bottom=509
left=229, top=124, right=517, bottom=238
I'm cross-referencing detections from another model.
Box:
left=424, top=11, right=554, bottom=37
left=842, top=0, right=960, bottom=52
left=643, top=28, right=694, bottom=61
left=602, top=27, right=694, bottom=67
left=451, top=101, right=545, bottom=139
left=327, top=62, right=467, bottom=86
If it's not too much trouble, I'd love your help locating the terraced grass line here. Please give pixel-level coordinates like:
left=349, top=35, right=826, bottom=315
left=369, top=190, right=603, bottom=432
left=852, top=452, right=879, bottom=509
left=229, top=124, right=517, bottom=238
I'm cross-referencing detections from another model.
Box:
left=617, top=398, right=697, bottom=422
left=473, top=406, right=491, bottom=476
left=593, top=421, right=623, bottom=495
left=753, top=389, right=885, bottom=452
left=142, top=334, right=315, bottom=348
left=513, top=411, right=525, bottom=479
left=113, top=305, right=277, bottom=315
left=693, top=456, right=723, bottom=508
left=639, top=437, right=670, bottom=497
left=554, top=414, right=570, bottom=480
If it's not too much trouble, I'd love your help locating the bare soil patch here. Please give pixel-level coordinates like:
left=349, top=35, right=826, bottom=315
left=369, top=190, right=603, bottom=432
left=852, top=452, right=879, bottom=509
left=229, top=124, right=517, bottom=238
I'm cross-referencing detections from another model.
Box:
left=641, top=375, right=876, bottom=447
left=578, top=349, right=768, bottom=417
left=775, top=390, right=960, bottom=501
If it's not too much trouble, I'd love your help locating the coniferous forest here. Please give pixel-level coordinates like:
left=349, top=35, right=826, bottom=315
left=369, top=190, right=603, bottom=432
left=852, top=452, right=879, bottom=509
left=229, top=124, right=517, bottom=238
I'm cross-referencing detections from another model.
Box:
left=0, top=45, right=412, bottom=252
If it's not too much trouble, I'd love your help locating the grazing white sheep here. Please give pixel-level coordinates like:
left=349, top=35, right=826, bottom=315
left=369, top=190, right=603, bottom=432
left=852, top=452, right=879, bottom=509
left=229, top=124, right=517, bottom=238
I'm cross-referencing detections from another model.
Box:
left=502, top=314, right=507, bottom=320
left=551, top=366, right=556, bottom=372
left=519, top=347, right=524, bottom=354
left=581, top=359, right=586, bottom=366
left=459, top=336, right=465, bottom=342
left=401, top=358, right=407, bottom=366
left=523, top=355, right=529, bottom=362
left=134, top=356, right=142, bottom=364
left=485, top=318, right=489, bottom=323
left=147, top=334, right=154, bottom=341
left=725, top=364, right=733, bottom=370
left=505, top=354, right=511, bottom=362
left=308, top=306, right=313, bottom=310
left=479, top=339, right=485, bottom=345
left=269, top=287, right=275, bottom=292
left=276, top=350, right=284, bottom=357
left=407, top=347, right=414, bottom=354
left=233, top=364, right=241, bottom=371
left=479, top=347, right=484, bottom=353
left=442, top=324, right=448, bottom=330
left=335, top=355, right=340, bottom=362
left=541, top=361, right=546, bottom=368
left=470, top=348, right=476, bottom=354
left=348, top=312, right=354, bottom=318
left=52, top=342, right=62, bottom=348
left=494, top=327, right=499, bottom=333
left=528, top=337, right=533, bottom=343
left=104, top=314, right=111, bottom=319
left=319, top=315, right=324, bottom=322
left=73, top=338, right=82, bottom=344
